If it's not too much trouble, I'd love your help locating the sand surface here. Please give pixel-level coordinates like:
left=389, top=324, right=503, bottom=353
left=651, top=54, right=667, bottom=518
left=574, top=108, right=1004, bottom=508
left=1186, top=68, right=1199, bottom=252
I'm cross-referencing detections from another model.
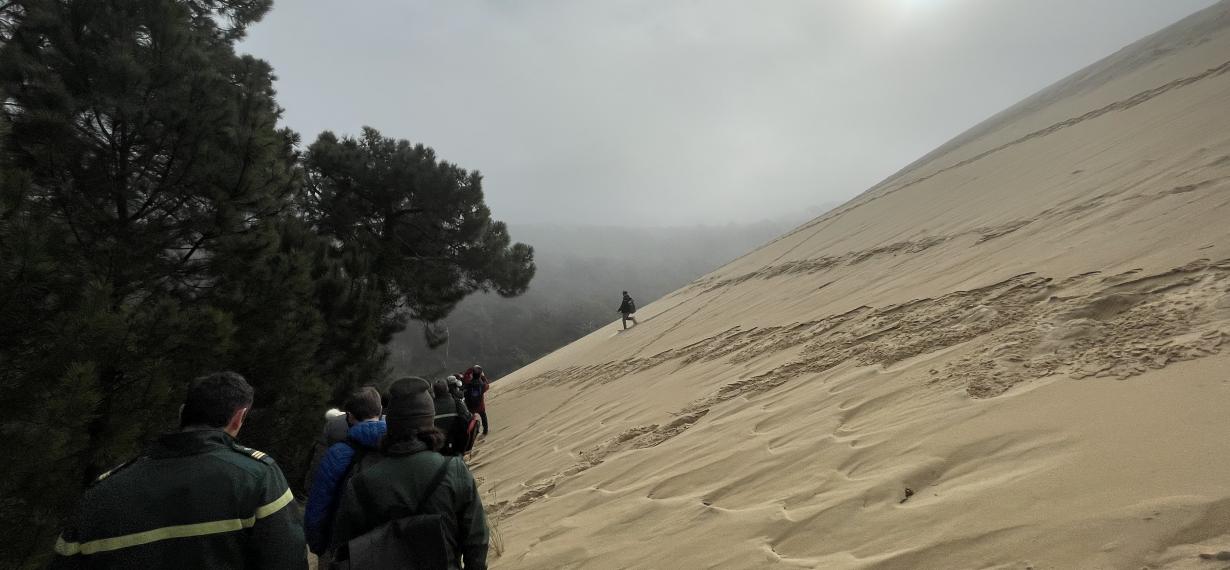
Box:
left=472, top=4, right=1230, bottom=568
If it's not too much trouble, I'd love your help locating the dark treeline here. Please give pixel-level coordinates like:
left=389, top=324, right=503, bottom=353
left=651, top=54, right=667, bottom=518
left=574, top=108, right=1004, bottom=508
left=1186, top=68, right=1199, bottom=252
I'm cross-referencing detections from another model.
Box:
left=389, top=219, right=818, bottom=380
left=0, top=1, right=533, bottom=565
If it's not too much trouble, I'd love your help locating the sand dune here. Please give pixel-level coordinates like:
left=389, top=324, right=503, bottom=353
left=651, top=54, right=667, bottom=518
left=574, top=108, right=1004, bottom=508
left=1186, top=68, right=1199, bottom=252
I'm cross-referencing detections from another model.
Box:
left=473, top=3, right=1230, bottom=568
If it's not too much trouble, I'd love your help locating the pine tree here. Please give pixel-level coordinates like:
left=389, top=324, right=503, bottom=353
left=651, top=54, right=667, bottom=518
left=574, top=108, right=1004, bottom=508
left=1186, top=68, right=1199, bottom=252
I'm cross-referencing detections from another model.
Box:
left=0, top=2, right=537, bottom=565
left=302, top=127, right=536, bottom=368
left=0, top=0, right=295, bottom=562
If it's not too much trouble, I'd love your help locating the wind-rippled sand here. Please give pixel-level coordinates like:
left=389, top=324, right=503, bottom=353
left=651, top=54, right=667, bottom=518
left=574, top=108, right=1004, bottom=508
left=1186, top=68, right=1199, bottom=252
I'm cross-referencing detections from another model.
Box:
left=472, top=3, right=1230, bottom=568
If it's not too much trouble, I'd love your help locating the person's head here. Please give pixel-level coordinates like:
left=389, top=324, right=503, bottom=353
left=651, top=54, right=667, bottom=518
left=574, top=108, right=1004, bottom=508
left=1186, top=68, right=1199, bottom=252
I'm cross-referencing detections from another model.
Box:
left=180, top=371, right=254, bottom=437
left=622, top=291, right=628, bottom=296
left=383, top=377, right=444, bottom=452
left=432, top=379, right=450, bottom=399
left=343, top=386, right=382, bottom=424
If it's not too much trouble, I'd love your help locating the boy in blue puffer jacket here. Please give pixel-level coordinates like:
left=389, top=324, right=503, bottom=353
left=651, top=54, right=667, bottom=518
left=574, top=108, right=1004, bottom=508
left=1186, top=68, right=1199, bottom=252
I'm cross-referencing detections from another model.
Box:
left=304, top=386, right=386, bottom=558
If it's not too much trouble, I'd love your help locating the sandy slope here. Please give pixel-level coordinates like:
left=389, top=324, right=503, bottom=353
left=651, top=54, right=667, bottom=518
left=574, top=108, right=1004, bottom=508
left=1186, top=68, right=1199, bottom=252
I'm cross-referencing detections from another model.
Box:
left=471, top=4, right=1230, bottom=568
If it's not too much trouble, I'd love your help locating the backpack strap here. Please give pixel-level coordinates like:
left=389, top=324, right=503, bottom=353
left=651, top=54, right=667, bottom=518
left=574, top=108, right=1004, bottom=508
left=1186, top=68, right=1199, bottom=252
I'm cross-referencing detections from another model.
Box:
left=410, top=456, right=455, bottom=516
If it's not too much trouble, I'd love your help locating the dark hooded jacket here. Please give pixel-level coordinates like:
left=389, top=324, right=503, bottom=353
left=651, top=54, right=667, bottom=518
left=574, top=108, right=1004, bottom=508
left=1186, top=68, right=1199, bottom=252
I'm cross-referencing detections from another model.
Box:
left=434, top=393, right=472, bottom=455
left=331, top=440, right=489, bottom=569
left=618, top=294, right=636, bottom=315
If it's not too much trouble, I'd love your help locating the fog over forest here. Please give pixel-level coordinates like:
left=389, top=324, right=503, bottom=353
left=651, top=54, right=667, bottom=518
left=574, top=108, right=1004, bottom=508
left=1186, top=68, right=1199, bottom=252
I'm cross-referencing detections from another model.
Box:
left=389, top=214, right=825, bottom=379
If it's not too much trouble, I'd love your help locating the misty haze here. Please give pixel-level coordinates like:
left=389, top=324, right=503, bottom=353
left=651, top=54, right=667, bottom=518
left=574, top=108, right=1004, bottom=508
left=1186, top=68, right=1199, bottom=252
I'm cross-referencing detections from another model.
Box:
left=6, top=1, right=1230, bottom=569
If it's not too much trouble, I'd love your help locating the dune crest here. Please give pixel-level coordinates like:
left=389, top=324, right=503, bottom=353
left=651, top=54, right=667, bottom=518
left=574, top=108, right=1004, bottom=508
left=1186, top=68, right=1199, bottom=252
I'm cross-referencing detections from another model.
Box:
left=475, top=3, right=1230, bottom=568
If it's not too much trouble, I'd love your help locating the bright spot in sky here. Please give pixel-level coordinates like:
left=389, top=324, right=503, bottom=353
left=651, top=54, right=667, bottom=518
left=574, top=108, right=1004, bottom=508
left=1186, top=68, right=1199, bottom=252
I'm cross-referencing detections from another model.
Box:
left=897, top=0, right=945, bottom=13
left=886, top=0, right=949, bottom=27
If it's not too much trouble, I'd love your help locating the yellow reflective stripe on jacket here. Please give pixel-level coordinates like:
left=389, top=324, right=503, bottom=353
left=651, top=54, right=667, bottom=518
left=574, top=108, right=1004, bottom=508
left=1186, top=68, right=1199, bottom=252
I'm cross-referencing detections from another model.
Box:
left=54, top=518, right=251, bottom=555
left=54, top=488, right=294, bottom=556
left=255, top=488, right=293, bottom=519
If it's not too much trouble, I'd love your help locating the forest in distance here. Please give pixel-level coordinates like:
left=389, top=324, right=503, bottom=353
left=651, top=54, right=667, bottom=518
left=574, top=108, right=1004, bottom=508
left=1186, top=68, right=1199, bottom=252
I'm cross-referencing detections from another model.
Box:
left=388, top=217, right=828, bottom=380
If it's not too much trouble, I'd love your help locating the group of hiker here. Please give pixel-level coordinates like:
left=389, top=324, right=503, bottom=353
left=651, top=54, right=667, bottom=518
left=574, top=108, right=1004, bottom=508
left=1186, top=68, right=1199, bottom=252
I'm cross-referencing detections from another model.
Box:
left=51, top=365, right=495, bottom=569
left=49, top=291, right=639, bottom=569
left=303, top=366, right=492, bottom=566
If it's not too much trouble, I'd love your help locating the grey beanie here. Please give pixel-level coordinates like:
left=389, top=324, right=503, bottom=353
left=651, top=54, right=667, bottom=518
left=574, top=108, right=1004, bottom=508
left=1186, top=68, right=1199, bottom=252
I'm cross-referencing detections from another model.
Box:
left=386, top=377, right=436, bottom=431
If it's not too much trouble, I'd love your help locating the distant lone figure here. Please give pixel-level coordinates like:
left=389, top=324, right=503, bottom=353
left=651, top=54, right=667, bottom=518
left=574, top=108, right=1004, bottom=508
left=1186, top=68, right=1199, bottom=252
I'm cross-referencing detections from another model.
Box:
left=618, top=291, right=638, bottom=329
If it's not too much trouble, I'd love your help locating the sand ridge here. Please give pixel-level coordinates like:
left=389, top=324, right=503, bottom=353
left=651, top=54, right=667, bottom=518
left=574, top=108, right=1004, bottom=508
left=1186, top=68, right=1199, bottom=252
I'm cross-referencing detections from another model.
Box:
left=473, top=3, right=1230, bottom=568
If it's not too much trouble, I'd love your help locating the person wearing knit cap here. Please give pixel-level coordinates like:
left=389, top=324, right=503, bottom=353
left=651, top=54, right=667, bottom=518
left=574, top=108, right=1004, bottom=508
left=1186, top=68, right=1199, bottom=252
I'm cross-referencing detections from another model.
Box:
left=383, top=377, right=438, bottom=449
left=433, top=379, right=472, bottom=456
left=330, top=377, right=490, bottom=568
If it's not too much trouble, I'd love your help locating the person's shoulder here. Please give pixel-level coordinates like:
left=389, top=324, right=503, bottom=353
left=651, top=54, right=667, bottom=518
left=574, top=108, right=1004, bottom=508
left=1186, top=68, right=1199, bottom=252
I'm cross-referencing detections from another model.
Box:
left=443, top=455, right=476, bottom=486
left=221, top=440, right=282, bottom=477
left=322, top=438, right=362, bottom=463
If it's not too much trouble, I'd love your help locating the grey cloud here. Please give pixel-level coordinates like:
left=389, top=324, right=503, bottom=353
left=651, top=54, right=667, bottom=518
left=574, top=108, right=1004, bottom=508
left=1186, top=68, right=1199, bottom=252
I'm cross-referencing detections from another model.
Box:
left=241, top=0, right=1216, bottom=227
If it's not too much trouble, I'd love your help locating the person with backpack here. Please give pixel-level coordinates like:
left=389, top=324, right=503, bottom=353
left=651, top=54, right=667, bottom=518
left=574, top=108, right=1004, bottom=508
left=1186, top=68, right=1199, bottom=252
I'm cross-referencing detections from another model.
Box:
left=617, top=291, right=638, bottom=329
left=448, top=375, right=483, bottom=453
left=462, top=365, right=490, bottom=436
left=432, top=378, right=472, bottom=456
left=304, top=386, right=386, bottom=559
left=330, top=377, right=489, bottom=569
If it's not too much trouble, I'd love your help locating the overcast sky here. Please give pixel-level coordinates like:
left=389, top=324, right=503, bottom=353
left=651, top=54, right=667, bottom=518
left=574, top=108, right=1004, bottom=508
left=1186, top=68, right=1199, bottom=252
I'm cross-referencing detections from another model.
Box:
left=239, top=0, right=1216, bottom=227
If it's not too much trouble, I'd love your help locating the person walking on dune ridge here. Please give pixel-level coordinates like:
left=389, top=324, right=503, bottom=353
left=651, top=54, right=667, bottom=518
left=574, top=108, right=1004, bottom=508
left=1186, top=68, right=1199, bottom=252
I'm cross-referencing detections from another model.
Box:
left=618, top=290, right=638, bottom=329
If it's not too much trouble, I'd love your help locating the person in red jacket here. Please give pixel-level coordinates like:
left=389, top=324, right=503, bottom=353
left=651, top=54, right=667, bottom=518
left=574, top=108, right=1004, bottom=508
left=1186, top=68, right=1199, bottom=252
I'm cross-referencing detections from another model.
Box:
left=461, top=365, right=490, bottom=435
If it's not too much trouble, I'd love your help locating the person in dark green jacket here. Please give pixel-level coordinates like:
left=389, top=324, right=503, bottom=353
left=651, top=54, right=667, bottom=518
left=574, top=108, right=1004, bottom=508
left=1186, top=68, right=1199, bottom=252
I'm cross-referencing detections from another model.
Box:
left=433, top=378, right=472, bottom=456
left=331, top=377, right=489, bottom=569
left=51, top=371, right=306, bottom=569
